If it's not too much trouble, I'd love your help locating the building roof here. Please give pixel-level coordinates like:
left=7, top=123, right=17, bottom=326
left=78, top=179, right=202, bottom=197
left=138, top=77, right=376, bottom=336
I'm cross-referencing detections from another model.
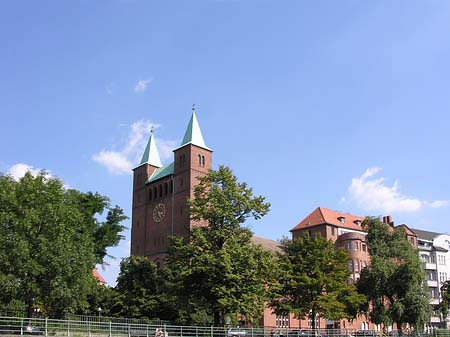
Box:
left=176, top=108, right=211, bottom=151
left=148, top=162, right=174, bottom=183
left=251, top=235, right=283, bottom=254
left=136, top=131, right=162, bottom=169
left=290, top=207, right=365, bottom=232
left=411, top=228, right=441, bottom=241
left=92, top=269, right=107, bottom=285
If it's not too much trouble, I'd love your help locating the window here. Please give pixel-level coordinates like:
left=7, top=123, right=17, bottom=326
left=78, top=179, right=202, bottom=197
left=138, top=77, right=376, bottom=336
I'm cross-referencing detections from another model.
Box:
left=159, top=185, right=162, bottom=197
left=349, top=260, right=353, bottom=272
left=362, top=261, right=367, bottom=269
left=170, top=180, right=173, bottom=193
left=198, top=154, right=202, bottom=166
left=148, top=189, right=152, bottom=201
left=347, top=242, right=351, bottom=251
left=275, top=314, right=289, bottom=328
left=164, top=183, right=168, bottom=196
left=338, top=216, right=346, bottom=223
left=154, top=187, right=157, bottom=199
left=362, top=244, right=367, bottom=252
left=331, top=227, right=335, bottom=236
left=355, top=260, right=359, bottom=272
left=354, top=242, right=358, bottom=251
left=202, top=155, right=205, bottom=166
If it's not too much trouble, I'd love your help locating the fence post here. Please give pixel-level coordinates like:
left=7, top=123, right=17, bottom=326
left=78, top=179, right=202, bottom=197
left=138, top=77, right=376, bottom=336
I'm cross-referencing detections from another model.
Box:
left=45, top=317, right=48, bottom=337
left=147, top=324, right=149, bottom=337
left=211, top=326, right=213, bottom=337
left=128, top=324, right=131, bottom=337
left=109, top=321, right=112, bottom=337
left=67, top=319, right=70, bottom=337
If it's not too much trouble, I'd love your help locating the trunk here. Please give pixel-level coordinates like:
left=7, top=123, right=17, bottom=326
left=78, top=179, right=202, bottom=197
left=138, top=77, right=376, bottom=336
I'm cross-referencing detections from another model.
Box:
left=310, top=309, right=317, bottom=335
left=214, top=310, right=223, bottom=327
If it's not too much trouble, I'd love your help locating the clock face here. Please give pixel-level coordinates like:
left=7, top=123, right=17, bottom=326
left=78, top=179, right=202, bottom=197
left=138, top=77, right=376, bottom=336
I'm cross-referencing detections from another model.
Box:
left=153, top=203, right=166, bottom=223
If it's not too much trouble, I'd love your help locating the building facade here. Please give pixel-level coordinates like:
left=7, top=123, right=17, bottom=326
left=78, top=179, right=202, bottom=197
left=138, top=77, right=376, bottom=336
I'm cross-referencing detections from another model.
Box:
left=131, top=108, right=212, bottom=264
left=412, top=229, right=450, bottom=328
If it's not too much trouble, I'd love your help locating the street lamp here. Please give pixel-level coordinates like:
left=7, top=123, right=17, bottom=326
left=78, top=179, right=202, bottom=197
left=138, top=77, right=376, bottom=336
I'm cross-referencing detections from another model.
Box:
left=98, top=307, right=102, bottom=318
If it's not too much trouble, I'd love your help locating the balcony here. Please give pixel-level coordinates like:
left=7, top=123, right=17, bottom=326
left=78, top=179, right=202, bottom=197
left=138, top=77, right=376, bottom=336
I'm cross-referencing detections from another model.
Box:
left=423, top=262, right=437, bottom=270
left=427, top=280, right=438, bottom=287
left=430, top=298, right=440, bottom=305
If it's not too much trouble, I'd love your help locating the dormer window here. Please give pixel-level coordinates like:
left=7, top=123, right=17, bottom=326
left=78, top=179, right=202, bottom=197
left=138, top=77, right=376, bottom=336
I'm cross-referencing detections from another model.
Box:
left=338, top=216, right=346, bottom=223
left=354, top=220, right=362, bottom=226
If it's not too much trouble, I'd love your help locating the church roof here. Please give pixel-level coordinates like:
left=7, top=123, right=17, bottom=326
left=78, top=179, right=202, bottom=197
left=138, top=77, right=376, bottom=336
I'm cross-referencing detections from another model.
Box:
left=290, top=207, right=365, bottom=232
left=251, top=235, right=283, bottom=254
left=148, top=162, right=174, bottom=183
left=136, top=131, right=162, bottom=168
left=176, top=108, right=211, bottom=151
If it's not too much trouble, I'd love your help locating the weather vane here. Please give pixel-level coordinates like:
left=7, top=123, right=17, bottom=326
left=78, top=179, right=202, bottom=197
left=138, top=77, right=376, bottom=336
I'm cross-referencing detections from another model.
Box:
left=192, top=103, right=196, bottom=111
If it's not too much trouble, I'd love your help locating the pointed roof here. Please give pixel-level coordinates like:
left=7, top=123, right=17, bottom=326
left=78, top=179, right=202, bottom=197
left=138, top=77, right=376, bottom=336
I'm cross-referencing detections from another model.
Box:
left=137, top=130, right=162, bottom=168
left=177, top=106, right=211, bottom=151
left=290, top=207, right=365, bottom=232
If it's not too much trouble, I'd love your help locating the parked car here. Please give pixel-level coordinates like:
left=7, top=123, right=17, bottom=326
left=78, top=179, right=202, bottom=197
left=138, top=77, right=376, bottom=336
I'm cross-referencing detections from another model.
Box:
left=287, top=330, right=321, bottom=337
left=354, top=330, right=375, bottom=337
left=227, top=328, right=246, bottom=337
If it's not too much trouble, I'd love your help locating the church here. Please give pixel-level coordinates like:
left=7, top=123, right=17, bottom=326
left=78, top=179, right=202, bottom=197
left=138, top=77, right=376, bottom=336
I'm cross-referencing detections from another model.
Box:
left=131, top=107, right=212, bottom=265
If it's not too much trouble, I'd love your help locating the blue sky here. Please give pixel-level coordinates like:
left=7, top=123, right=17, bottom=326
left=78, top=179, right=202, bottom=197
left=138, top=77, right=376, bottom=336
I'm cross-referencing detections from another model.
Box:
left=2, top=1, right=450, bottom=285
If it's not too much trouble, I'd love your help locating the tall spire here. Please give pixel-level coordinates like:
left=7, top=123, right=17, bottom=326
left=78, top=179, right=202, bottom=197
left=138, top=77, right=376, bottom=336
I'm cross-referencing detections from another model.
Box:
left=139, top=128, right=162, bottom=167
left=179, top=105, right=211, bottom=150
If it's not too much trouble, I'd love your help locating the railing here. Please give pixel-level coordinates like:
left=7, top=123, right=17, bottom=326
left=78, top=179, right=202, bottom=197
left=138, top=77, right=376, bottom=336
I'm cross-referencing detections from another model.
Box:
left=0, top=317, right=447, bottom=337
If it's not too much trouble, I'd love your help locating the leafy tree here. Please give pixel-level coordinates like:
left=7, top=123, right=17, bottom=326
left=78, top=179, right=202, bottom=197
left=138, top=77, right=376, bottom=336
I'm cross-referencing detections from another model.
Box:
left=439, top=280, right=450, bottom=329
left=357, top=217, right=430, bottom=332
left=164, top=166, right=275, bottom=326
left=0, top=172, right=127, bottom=317
left=270, top=234, right=365, bottom=332
left=111, top=256, right=171, bottom=320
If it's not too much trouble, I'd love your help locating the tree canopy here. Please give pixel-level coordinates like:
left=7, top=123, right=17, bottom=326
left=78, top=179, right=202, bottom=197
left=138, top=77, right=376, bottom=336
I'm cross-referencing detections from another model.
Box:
left=164, top=166, right=275, bottom=326
left=357, top=217, right=430, bottom=331
left=439, top=280, right=450, bottom=329
left=0, top=172, right=127, bottom=317
left=270, top=234, right=365, bottom=331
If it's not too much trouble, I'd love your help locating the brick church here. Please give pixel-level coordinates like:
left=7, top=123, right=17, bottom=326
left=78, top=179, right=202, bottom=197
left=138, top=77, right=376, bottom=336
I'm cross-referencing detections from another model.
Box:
left=131, top=107, right=212, bottom=265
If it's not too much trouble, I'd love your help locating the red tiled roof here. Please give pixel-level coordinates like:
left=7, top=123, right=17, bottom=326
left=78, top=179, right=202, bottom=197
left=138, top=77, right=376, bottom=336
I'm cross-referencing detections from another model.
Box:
left=290, top=207, right=365, bottom=232
left=92, top=269, right=107, bottom=285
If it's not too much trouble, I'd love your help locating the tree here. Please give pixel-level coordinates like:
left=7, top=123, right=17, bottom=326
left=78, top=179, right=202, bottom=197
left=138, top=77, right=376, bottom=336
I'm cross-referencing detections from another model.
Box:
left=0, top=172, right=127, bottom=317
left=439, top=280, right=450, bottom=329
left=164, top=166, right=275, bottom=326
left=270, top=234, right=365, bottom=332
left=111, top=256, right=170, bottom=320
left=357, top=217, right=430, bottom=332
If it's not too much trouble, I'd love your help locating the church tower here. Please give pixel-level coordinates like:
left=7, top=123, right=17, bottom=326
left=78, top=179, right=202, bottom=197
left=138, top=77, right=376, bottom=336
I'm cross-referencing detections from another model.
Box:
left=130, top=107, right=212, bottom=264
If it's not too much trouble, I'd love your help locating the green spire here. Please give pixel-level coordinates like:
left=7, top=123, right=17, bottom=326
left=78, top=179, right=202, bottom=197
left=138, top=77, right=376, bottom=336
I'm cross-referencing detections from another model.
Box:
left=139, top=129, right=162, bottom=167
left=179, top=105, right=211, bottom=150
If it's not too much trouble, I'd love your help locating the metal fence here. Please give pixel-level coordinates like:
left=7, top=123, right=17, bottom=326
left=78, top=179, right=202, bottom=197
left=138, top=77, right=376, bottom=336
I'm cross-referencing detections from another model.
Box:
left=0, top=316, right=448, bottom=337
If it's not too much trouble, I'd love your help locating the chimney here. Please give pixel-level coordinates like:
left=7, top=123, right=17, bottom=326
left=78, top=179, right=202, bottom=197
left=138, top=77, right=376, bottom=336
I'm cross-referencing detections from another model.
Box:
left=382, top=215, right=394, bottom=226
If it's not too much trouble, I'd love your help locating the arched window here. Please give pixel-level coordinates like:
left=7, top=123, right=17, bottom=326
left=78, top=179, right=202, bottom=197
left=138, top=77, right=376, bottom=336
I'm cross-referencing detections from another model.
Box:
left=198, top=154, right=202, bottom=166
left=202, top=155, right=205, bottom=166
left=355, top=260, right=359, bottom=272
left=164, top=182, right=168, bottom=196
left=349, top=260, right=353, bottom=272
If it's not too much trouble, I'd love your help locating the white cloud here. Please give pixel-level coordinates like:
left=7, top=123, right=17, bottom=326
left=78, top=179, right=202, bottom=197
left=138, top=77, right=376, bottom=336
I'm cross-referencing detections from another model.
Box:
left=7, top=163, right=41, bottom=181
left=346, top=167, right=448, bottom=213
left=133, top=79, right=151, bottom=93
left=92, top=151, right=133, bottom=175
left=93, top=120, right=175, bottom=175
left=427, top=200, right=450, bottom=208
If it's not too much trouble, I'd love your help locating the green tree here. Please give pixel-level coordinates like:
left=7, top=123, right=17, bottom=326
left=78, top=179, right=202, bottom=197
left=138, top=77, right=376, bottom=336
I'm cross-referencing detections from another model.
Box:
left=439, top=280, right=450, bottom=329
left=112, top=256, right=170, bottom=320
left=270, top=234, right=365, bottom=332
left=0, top=172, right=127, bottom=317
left=357, top=217, right=430, bottom=332
left=164, top=166, right=275, bottom=326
